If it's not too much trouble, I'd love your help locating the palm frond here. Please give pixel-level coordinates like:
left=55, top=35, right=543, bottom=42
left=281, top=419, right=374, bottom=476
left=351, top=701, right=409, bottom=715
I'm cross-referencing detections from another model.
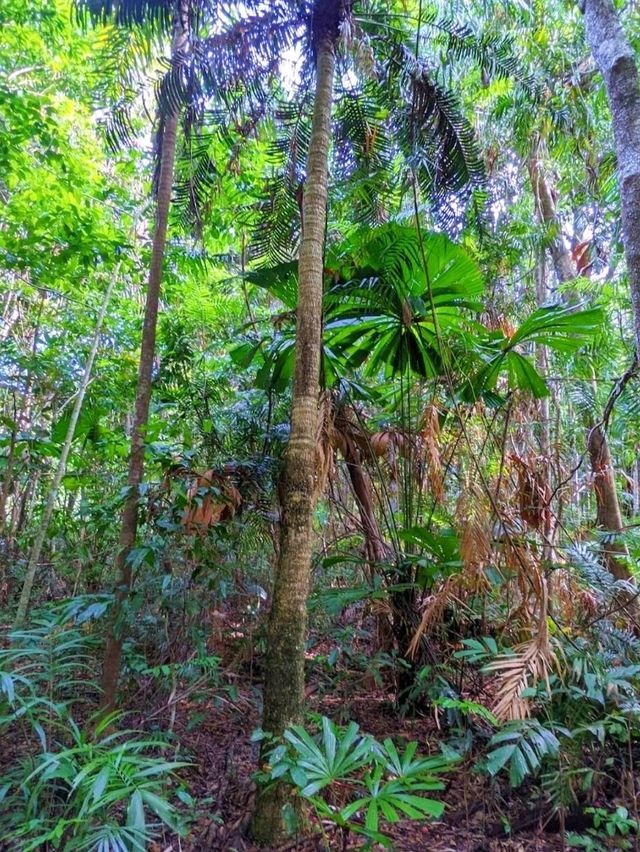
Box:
left=566, top=541, right=636, bottom=605
left=420, top=10, right=533, bottom=88
left=75, top=0, right=173, bottom=31
left=250, top=95, right=313, bottom=265
left=485, top=630, right=556, bottom=721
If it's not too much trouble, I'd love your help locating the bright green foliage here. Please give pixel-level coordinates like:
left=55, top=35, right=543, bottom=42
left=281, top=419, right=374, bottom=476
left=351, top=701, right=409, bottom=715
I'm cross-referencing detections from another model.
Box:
left=484, top=720, right=563, bottom=787
left=569, top=806, right=639, bottom=848
left=2, top=0, right=640, bottom=847
left=466, top=303, right=604, bottom=399
left=259, top=716, right=455, bottom=847
left=0, top=718, right=188, bottom=851
left=0, top=602, right=188, bottom=850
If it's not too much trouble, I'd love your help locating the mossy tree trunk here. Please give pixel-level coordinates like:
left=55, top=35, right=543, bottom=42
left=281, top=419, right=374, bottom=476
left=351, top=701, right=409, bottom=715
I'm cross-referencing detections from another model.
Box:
left=250, top=2, right=338, bottom=844
left=582, top=0, right=640, bottom=617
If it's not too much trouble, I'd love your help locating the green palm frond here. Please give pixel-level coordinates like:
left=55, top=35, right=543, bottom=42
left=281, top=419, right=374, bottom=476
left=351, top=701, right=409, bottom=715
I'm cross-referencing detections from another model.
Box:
left=463, top=303, right=603, bottom=400
left=324, top=224, right=483, bottom=378
left=420, top=12, right=534, bottom=90
left=77, top=0, right=300, bottom=226
left=249, top=93, right=313, bottom=264
left=75, top=0, right=174, bottom=31
left=252, top=174, right=302, bottom=265
left=172, top=125, right=220, bottom=229
left=401, top=63, right=485, bottom=204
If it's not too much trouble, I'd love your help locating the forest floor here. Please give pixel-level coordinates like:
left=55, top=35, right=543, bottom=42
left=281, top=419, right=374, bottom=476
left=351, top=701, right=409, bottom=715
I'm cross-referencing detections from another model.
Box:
left=153, top=687, right=568, bottom=852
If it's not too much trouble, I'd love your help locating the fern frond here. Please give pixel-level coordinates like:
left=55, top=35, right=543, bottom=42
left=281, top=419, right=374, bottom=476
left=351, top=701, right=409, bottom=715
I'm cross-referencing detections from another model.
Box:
left=566, top=541, right=633, bottom=604
left=598, top=620, right=640, bottom=664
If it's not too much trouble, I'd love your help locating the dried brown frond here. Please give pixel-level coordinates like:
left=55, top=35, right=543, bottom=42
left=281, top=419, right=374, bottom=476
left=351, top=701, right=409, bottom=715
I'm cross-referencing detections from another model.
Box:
left=482, top=311, right=516, bottom=339
left=183, top=469, right=242, bottom=534
left=576, top=588, right=600, bottom=619
left=501, top=532, right=528, bottom=575
left=407, top=576, right=459, bottom=659
left=419, top=403, right=444, bottom=501
left=370, top=431, right=390, bottom=458
left=369, top=595, right=393, bottom=621
left=485, top=582, right=557, bottom=721
left=550, top=568, right=579, bottom=621
left=314, top=392, right=335, bottom=499
left=457, top=483, right=492, bottom=595
left=510, top=452, right=552, bottom=531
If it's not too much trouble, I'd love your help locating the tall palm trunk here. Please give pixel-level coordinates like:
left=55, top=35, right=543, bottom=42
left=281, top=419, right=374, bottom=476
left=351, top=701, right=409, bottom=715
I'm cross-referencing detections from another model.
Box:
left=583, top=0, right=640, bottom=359
left=100, top=9, right=188, bottom=713
left=250, top=6, right=337, bottom=844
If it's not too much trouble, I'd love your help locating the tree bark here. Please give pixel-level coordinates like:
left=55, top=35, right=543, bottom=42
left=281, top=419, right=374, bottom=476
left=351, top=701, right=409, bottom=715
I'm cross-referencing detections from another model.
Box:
left=100, top=10, right=187, bottom=713
left=583, top=0, right=640, bottom=359
left=529, top=143, right=635, bottom=587
left=587, top=421, right=630, bottom=581
left=0, top=397, right=17, bottom=538
left=14, top=267, right=120, bottom=626
left=528, top=152, right=576, bottom=287
left=250, top=12, right=336, bottom=845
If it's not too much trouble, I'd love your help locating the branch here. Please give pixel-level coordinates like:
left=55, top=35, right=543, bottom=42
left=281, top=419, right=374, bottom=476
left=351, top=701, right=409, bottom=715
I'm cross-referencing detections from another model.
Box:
left=602, top=354, right=639, bottom=431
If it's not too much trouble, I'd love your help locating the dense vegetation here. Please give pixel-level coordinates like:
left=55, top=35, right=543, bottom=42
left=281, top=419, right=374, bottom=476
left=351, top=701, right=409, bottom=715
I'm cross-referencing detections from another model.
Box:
left=2, top=0, right=640, bottom=849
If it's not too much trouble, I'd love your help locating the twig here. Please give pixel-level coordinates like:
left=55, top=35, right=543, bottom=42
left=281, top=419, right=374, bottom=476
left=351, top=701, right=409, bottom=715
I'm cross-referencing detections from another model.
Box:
left=602, top=354, right=639, bottom=431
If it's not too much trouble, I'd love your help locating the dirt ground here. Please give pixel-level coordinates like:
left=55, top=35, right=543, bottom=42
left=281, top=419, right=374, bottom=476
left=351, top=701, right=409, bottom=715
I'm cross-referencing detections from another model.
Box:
left=161, top=689, right=568, bottom=852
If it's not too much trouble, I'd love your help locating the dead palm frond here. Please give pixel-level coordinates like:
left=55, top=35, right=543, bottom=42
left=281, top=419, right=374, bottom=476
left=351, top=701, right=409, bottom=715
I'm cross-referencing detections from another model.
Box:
left=407, top=575, right=460, bottom=659
left=182, top=468, right=242, bottom=534
left=484, top=580, right=557, bottom=721
left=418, top=402, right=444, bottom=501
left=510, top=452, right=552, bottom=532
left=315, top=391, right=337, bottom=500
left=457, top=481, right=491, bottom=595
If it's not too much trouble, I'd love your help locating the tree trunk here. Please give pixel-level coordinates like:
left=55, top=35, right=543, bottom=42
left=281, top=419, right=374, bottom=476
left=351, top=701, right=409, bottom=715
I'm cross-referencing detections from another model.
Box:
left=587, top=422, right=629, bottom=581
left=583, top=0, right=640, bottom=358
left=100, top=11, right=187, bottom=713
left=14, top=267, right=120, bottom=626
left=0, top=397, right=17, bottom=538
left=529, top=145, right=635, bottom=587
left=250, top=12, right=336, bottom=845
left=528, top=152, right=576, bottom=288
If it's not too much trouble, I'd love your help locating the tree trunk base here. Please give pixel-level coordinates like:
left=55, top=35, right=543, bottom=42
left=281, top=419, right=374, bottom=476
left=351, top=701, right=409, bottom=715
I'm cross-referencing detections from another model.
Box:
left=249, top=783, right=306, bottom=847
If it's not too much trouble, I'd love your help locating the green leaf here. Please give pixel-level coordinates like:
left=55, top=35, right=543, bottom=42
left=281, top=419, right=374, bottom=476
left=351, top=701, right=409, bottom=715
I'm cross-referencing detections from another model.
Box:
left=365, top=799, right=379, bottom=832
left=290, top=766, right=307, bottom=787
left=127, top=790, right=146, bottom=838
left=509, top=304, right=603, bottom=353
left=508, top=746, right=529, bottom=787
left=485, top=744, right=516, bottom=776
